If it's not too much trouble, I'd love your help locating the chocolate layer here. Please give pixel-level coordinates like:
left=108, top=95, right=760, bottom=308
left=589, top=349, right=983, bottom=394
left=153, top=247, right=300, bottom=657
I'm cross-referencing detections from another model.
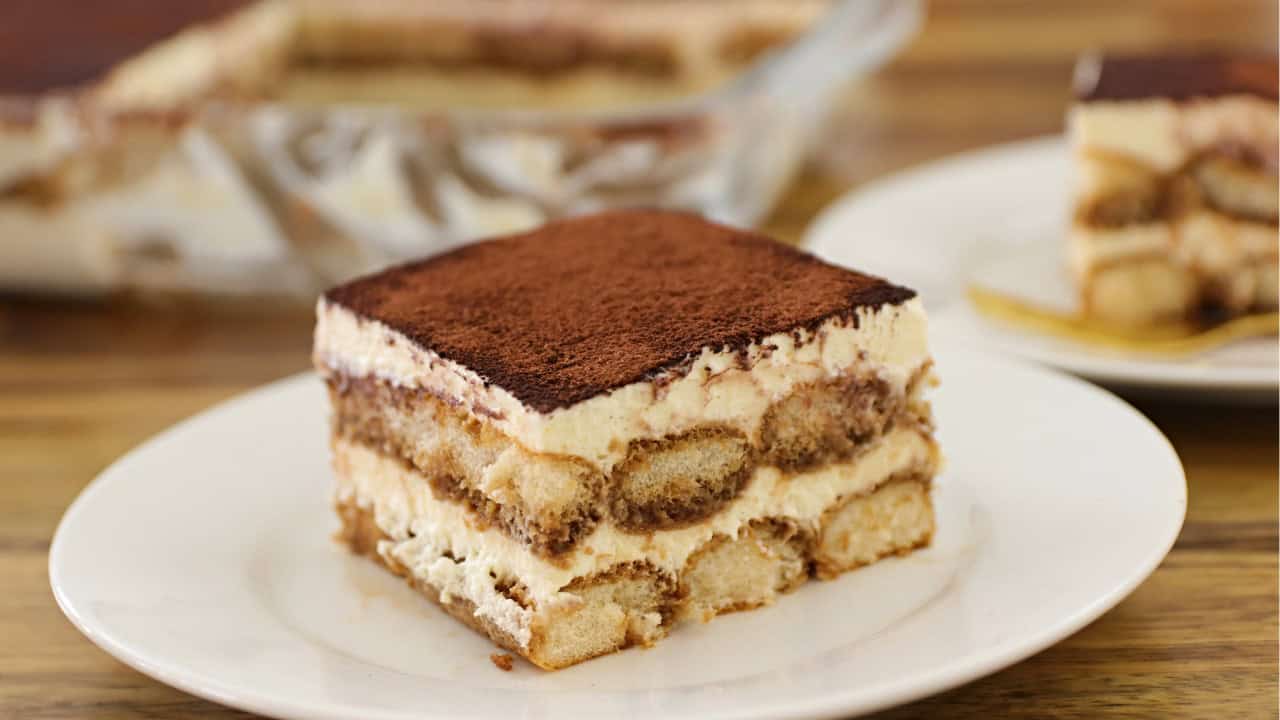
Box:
left=0, top=0, right=252, bottom=94
left=324, top=210, right=916, bottom=413
left=1076, top=53, right=1279, bottom=103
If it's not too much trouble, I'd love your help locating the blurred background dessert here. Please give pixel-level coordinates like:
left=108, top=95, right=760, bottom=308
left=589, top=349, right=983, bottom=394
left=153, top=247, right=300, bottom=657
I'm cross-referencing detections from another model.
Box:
left=1068, top=53, right=1277, bottom=327
left=0, top=0, right=916, bottom=296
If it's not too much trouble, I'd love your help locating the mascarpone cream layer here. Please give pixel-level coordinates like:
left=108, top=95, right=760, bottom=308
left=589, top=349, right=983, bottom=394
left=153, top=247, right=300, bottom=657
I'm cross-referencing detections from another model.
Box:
left=316, top=296, right=931, bottom=470
left=1069, top=96, right=1278, bottom=174
left=0, top=204, right=117, bottom=292
left=1070, top=211, right=1278, bottom=276
left=0, top=100, right=80, bottom=191
left=334, top=426, right=936, bottom=643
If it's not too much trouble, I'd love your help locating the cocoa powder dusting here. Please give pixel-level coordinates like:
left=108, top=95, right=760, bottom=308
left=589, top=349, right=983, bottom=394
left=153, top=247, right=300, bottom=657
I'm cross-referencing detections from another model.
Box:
left=325, top=210, right=915, bottom=412
left=1079, top=53, right=1278, bottom=102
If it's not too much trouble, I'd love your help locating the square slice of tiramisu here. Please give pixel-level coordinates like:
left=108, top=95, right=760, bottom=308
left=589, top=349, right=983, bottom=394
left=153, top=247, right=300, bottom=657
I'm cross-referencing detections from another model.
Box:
left=314, top=210, right=940, bottom=669
left=1068, top=53, right=1279, bottom=326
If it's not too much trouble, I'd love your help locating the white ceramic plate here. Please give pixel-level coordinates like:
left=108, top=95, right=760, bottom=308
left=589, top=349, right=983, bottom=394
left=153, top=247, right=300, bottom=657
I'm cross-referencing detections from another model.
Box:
left=805, top=136, right=1279, bottom=403
left=50, top=343, right=1185, bottom=720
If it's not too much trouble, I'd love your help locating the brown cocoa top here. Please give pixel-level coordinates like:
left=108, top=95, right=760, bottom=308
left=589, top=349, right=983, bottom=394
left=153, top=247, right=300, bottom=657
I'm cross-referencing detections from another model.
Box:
left=1076, top=53, right=1279, bottom=103
left=324, top=210, right=916, bottom=413
left=0, top=0, right=252, bottom=94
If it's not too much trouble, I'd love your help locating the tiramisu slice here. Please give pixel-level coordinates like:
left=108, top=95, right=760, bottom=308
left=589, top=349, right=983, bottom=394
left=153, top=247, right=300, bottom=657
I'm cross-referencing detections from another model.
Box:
left=1068, top=53, right=1279, bottom=326
left=314, top=210, right=940, bottom=669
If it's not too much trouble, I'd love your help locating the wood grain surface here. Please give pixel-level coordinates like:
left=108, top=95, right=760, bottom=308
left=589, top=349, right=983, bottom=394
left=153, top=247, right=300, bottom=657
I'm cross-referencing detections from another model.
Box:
left=2, top=1, right=1277, bottom=717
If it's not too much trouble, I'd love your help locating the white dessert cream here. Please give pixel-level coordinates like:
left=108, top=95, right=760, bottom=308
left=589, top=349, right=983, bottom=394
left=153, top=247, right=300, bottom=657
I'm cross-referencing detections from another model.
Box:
left=315, top=295, right=932, bottom=471
left=333, top=425, right=936, bottom=647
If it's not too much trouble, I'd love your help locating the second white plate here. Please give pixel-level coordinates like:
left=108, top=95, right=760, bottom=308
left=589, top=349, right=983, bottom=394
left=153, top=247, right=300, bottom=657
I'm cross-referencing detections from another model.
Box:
left=50, top=342, right=1185, bottom=719
left=805, top=136, right=1279, bottom=402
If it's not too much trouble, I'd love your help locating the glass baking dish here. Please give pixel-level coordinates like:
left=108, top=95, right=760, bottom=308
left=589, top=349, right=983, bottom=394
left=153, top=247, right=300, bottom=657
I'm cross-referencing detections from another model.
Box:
left=0, top=0, right=921, bottom=296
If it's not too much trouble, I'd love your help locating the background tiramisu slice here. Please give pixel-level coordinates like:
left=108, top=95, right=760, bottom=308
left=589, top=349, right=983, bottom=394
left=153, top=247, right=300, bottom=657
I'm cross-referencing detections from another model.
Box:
left=1068, top=53, right=1279, bottom=326
left=1, top=0, right=834, bottom=296
left=315, top=209, right=940, bottom=669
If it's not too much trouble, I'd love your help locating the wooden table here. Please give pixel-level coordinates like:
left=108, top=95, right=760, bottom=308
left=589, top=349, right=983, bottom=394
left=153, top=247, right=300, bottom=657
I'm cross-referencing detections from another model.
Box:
left=2, top=1, right=1276, bottom=717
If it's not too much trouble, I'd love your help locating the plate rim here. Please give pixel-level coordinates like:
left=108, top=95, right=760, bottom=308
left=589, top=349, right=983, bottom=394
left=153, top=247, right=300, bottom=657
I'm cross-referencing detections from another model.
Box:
left=804, top=134, right=1279, bottom=397
left=49, top=349, right=1187, bottom=720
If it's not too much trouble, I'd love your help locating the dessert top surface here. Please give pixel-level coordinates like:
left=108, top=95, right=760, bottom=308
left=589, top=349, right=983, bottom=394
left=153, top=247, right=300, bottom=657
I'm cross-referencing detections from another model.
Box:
left=323, top=210, right=916, bottom=412
left=1075, top=53, right=1279, bottom=103
left=0, top=0, right=251, bottom=94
